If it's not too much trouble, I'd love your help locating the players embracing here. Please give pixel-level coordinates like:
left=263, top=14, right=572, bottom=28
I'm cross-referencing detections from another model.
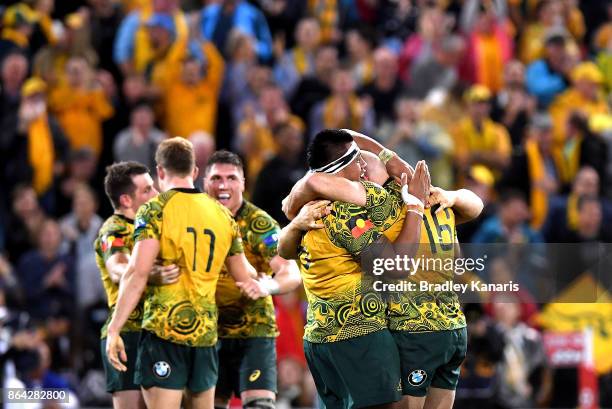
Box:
left=279, top=129, right=483, bottom=409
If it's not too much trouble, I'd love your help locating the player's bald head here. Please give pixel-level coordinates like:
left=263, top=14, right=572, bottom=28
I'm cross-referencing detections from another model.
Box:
left=361, top=151, right=388, bottom=185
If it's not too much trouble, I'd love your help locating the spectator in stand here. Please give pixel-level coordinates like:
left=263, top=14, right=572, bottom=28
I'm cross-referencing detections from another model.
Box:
left=114, top=100, right=165, bottom=171
left=17, top=219, right=75, bottom=322
left=32, top=11, right=99, bottom=89
left=549, top=61, right=609, bottom=147
left=472, top=189, right=543, bottom=244
left=200, top=0, right=274, bottom=62
left=408, top=34, right=464, bottom=100
left=345, top=27, right=377, bottom=87
left=542, top=166, right=612, bottom=242
left=155, top=45, right=224, bottom=138
left=48, top=56, right=114, bottom=159
left=518, top=0, right=583, bottom=65
left=376, top=97, right=454, bottom=188
left=56, top=148, right=99, bottom=217
left=460, top=0, right=513, bottom=93
left=3, top=78, right=69, bottom=212
left=491, top=60, right=537, bottom=147
left=398, top=6, right=450, bottom=84
left=253, top=121, right=307, bottom=226
left=0, top=52, right=28, bottom=131
left=307, top=0, right=357, bottom=44
left=4, top=185, right=47, bottom=265
left=0, top=3, right=38, bottom=64
left=358, top=47, right=403, bottom=125
left=498, top=113, right=562, bottom=229
left=113, top=0, right=188, bottom=75
left=309, top=67, right=374, bottom=138
left=457, top=165, right=497, bottom=243
left=453, top=84, right=512, bottom=181
left=290, top=45, right=337, bottom=123
left=59, top=185, right=104, bottom=310
left=236, top=84, right=304, bottom=184
left=274, top=18, right=321, bottom=99
left=594, top=4, right=612, bottom=92
left=491, top=296, right=550, bottom=409
left=525, top=29, right=572, bottom=108
left=88, top=0, right=124, bottom=80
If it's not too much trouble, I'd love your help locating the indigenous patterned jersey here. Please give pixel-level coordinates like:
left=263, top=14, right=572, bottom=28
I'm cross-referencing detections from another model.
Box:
left=298, top=181, right=401, bottom=343
left=216, top=201, right=280, bottom=338
left=134, top=188, right=244, bottom=347
left=95, top=214, right=143, bottom=338
left=382, top=181, right=466, bottom=332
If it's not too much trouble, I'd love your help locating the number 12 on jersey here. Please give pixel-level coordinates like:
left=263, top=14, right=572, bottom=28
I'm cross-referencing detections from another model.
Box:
left=186, top=227, right=216, bottom=272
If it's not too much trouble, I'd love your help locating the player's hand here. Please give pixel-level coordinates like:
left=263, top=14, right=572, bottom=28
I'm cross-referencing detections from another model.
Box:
left=148, top=263, right=180, bottom=285
left=427, top=186, right=457, bottom=212
left=292, top=200, right=331, bottom=231
left=106, top=331, right=128, bottom=372
left=408, top=160, right=430, bottom=203
left=236, top=278, right=268, bottom=299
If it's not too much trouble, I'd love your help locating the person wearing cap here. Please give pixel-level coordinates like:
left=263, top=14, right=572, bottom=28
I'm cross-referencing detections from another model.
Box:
left=113, top=2, right=189, bottom=76
left=498, top=113, right=563, bottom=229
left=548, top=61, right=609, bottom=146
left=3, top=77, right=68, bottom=212
left=453, top=84, right=512, bottom=181
left=48, top=55, right=114, bottom=158
left=0, top=3, right=38, bottom=64
left=525, top=28, right=573, bottom=108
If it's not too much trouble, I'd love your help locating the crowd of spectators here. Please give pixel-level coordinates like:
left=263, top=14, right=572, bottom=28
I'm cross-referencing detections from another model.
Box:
left=0, top=0, right=611, bottom=407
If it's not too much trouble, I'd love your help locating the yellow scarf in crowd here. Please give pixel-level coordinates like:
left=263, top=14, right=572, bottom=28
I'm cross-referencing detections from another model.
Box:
left=322, top=96, right=362, bottom=131
left=566, top=193, right=579, bottom=231
left=293, top=47, right=309, bottom=75
left=309, top=0, right=337, bottom=44
left=1, top=28, right=28, bottom=48
left=28, top=114, right=54, bottom=195
left=525, top=138, right=549, bottom=229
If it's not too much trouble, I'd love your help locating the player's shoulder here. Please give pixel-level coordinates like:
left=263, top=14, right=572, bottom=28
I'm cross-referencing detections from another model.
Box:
left=239, top=201, right=280, bottom=233
left=98, top=214, right=132, bottom=238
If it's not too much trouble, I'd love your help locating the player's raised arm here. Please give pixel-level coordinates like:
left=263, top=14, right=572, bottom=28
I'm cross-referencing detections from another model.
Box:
left=427, top=187, right=484, bottom=224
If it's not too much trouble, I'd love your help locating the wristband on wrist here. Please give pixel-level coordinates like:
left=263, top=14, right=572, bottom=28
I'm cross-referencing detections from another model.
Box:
left=378, top=148, right=395, bottom=165
left=261, top=277, right=280, bottom=295
left=401, top=185, right=424, bottom=207
left=406, top=209, right=424, bottom=218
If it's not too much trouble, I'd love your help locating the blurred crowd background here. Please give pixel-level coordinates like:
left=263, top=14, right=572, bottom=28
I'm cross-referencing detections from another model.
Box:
left=0, top=0, right=611, bottom=407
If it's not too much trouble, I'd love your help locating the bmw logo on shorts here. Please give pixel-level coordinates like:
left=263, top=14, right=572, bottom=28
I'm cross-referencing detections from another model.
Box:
left=408, top=369, right=427, bottom=386
left=153, top=361, right=171, bottom=379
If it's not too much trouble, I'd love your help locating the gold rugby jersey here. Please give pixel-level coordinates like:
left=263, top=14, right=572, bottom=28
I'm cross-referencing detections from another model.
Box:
left=216, top=201, right=280, bottom=338
left=95, top=214, right=143, bottom=338
left=134, top=188, right=244, bottom=347
left=382, top=181, right=466, bottom=332
left=299, top=181, right=401, bottom=343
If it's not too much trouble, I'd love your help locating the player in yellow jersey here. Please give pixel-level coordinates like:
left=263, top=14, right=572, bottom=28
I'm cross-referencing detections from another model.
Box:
left=281, top=131, right=483, bottom=409
left=278, top=129, right=431, bottom=409
left=95, top=161, right=181, bottom=409
left=105, top=138, right=265, bottom=409
left=203, top=150, right=302, bottom=409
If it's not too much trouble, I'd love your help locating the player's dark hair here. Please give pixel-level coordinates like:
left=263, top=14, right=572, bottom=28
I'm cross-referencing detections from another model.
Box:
left=205, top=150, right=244, bottom=174
left=155, top=137, right=195, bottom=176
left=104, top=161, right=149, bottom=210
left=307, top=129, right=353, bottom=169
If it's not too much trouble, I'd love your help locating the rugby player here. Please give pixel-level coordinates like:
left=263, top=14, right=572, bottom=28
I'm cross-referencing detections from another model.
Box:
left=281, top=131, right=483, bottom=409
left=95, top=161, right=181, bottom=409
left=106, top=138, right=265, bottom=409
left=203, top=150, right=302, bottom=409
left=278, top=129, right=431, bottom=409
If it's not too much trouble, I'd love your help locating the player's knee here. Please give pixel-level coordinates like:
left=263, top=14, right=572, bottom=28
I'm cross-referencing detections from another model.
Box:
left=242, top=397, right=275, bottom=409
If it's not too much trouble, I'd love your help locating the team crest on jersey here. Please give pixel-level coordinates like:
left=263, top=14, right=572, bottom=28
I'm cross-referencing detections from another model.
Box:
left=263, top=232, right=278, bottom=248
left=408, top=369, right=427, bottom=386
left=153, top=361, right=171, bottom=379
left=249, top=369, right=261, bottom=382
left=135, top=217, right=147, bottom=230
